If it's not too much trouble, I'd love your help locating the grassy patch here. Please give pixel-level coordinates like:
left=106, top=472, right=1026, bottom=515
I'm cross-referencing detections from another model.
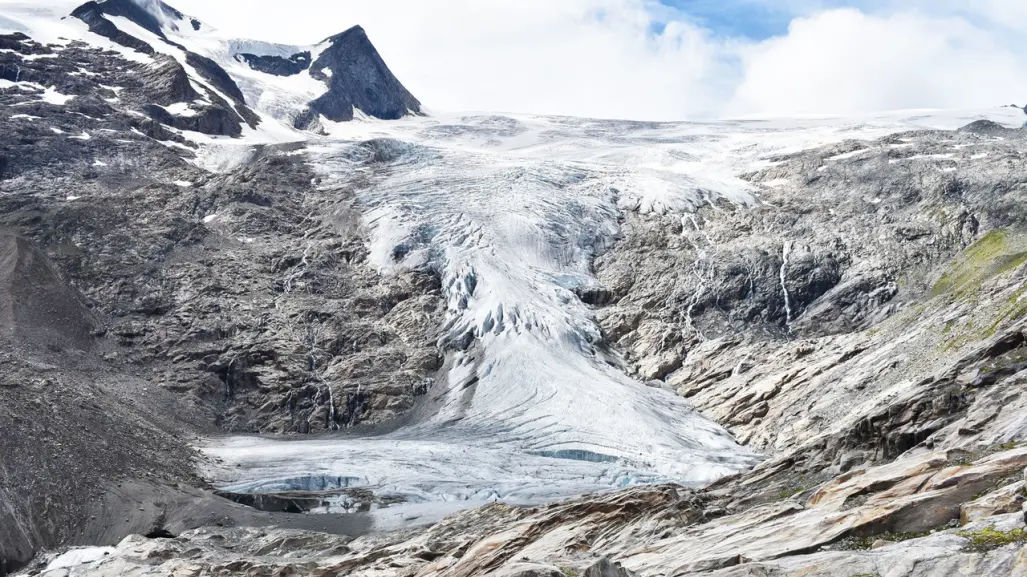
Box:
left=769, top=473, right=825, bottom=502
left=931, top=230, right=1027, bottom=298
left=957, top=526, right=1027, bottom=553
left=983, top=285, right=1027, bottom=338
left=939, top=284, right=1027, bottom=353
left=775, top=486, right=805, bottom=500
left=928, top=229, right=1027, bottom=352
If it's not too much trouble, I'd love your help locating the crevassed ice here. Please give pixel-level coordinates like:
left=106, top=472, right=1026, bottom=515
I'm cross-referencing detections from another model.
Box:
left=212, top=119, right=773, bottom=517
left=313, top=137, right=752, bottom=477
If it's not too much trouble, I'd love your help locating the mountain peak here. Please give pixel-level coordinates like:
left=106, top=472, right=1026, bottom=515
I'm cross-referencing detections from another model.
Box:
left=77, top=0, right=185, bottom=37
left=324, top=24, right=367, bottom=45
left=295, top=24, right=421, bottom=127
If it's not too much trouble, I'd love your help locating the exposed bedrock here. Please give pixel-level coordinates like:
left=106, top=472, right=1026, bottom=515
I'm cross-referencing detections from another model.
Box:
left=237, top=51, right=311, bottom=77
left=295, top=25, right=422, bottom=127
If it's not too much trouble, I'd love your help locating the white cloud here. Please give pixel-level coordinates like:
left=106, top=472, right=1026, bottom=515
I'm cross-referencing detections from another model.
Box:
left=729, top=9, right=1027, bottom=116
left=170, top=0, right=738, bottom=119
left=115, top=1, right=1027, bottom=118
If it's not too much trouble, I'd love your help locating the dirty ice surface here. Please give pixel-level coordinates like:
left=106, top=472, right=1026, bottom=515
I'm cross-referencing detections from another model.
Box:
left=203, top=107, right=1024, bottom=530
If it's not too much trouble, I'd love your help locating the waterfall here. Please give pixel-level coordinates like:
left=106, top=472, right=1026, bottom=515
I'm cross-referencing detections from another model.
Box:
left=779, top=241, right=793, bottom=326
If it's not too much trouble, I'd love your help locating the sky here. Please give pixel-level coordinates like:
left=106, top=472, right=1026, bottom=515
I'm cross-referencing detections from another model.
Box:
left=106, top=1, right=1027, bottom=119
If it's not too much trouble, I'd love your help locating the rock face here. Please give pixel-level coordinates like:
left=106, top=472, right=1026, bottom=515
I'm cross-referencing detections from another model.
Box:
left=237, top=51, right=311, bottom=77
left=85, top=0, right=184, bottom=38
left=296, top=26, right=422, bottom=127
left=0, top=235, right=97, bottom=352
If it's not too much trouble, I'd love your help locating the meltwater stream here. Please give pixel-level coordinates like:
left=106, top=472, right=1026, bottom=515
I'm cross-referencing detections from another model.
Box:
left=200, top=110, right=1020, bottom=531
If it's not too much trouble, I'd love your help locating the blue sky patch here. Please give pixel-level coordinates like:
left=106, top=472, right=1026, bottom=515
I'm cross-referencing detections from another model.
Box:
left=658, top=0, right=796, bottom=39
left=656, top=0, right=900, bottom=39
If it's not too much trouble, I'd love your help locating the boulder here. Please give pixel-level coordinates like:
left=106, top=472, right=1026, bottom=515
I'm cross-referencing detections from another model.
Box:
left=584, top=557, right=639, bottom=577
left=960, top=481, right=1026, bottom=525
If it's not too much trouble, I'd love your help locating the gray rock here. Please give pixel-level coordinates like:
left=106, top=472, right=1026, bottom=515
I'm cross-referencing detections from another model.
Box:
left=584, top=557, right=639, bottom=577
left=238, top=51, right=311, bottom=77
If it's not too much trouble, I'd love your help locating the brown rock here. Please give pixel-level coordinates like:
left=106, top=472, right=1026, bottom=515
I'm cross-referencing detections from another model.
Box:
left=960, top=481, right=1026, bottom=525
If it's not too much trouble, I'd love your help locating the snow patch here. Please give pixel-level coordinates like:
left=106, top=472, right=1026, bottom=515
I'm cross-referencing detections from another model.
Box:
left=22, top=53, right=58, bottom=61
left=40, top=86, right=74, bottom=105
left=0, top=79, right=39, bottom=90
left=44, top=546, right=114, bottom=571
left=826, top=148, right=868, bottom=161
left=166, top=102, right=198, bottom=117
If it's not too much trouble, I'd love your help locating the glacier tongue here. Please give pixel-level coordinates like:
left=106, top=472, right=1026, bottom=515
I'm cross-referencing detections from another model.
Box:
left=200, top=115, right=776, bottom=528
left=311, top=135, right=756, bottom=477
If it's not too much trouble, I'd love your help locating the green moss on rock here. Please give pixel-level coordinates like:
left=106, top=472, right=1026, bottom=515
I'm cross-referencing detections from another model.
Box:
left=931, top=230, right=1027, bottom=298
left=957, top=526, right=1027, bottom=552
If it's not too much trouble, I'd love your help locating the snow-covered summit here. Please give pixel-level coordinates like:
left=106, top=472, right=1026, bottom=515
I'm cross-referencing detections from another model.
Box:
left=73, top=0, right=188, bottom=37
left=0, top=0, right=422, bottom=141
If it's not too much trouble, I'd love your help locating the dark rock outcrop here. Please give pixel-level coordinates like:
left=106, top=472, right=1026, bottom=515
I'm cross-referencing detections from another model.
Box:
left=185, top=51, right=246, bottom=105
left=85, top=0, right=185, bottom=38
left=0, top=32, right=36, bottom=52
left=296, top=26, right=420, bottom=127
left=957, top=119, right=1021, bottom=138
left=238, top=52, right=311, bottom=77
left=142, top=103, right=243, bottom=137
left=139, top=55, right=201, bottom=105
left=183, top=51, right=260, bottom=128
left=71, top=1, right=155, bottom=55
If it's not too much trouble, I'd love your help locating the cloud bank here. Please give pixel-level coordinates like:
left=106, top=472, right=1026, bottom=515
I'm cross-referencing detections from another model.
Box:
left=163, top=0, right=1027, bottom=119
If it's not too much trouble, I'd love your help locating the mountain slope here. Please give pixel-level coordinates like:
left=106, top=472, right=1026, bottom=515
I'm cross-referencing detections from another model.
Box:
left=5, top=1, right=1027, bottom=576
